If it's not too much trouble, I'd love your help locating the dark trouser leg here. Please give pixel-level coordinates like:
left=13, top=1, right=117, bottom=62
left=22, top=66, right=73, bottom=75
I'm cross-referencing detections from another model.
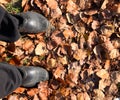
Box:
left=0, top=63, right=22, bottom=98
left=0, top=6, right=21, bottom=42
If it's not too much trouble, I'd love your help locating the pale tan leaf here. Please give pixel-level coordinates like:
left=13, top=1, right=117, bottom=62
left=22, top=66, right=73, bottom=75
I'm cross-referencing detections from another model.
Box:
left=47, top=58, right=56, bottom=68
left=99, top=79, right=111, bottom=91
left=35, top=42, right=48, bottom=56
left=94, top=89, right=105, bottom=100
left=96, top=69, right=110, bottom=79
left=109, top=49, right=119, bottom=59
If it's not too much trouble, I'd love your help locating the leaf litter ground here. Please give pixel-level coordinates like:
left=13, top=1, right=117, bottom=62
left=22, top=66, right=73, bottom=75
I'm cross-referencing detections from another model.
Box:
left=0, top=0, right=120, bottom=100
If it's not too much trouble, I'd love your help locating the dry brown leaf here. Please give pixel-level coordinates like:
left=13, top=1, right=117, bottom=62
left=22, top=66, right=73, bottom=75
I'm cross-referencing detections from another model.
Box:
left=67, top=0, right=79, bottom=15
left=33, top=94, right=39, bottom=100
left=58, top=56, right=68, bottom=65
left=46, top=0, right=58, bottom=9
left=73, top=49, right=87, bottom=61
left=8, top=95, right=18, bottom=100
left=38, top=81, right=52, bottom=100
left=91, top=20, right=99, bottom=30
left=77, top=92, right=90, bottom=100
left=0, top=41, right=6, bottom=46
left=87, top=31, right=98, bottom=48
left=0, top=0, right=11, bottom=4
left=70, top=93, right=77, bottom=100
left=51, top=31, right=64, bottom=45
left=14, top=87, right=26, bottom=93
left=96, top=69, right=110, bottom=79
left=63, top=29, right=74, bottom=40
left=54, top=65, right=66, bottom=79
left=27, top=88, right=38, bottom=97
left=0, top=46, right=5, bottom=55
left=108, top=83, right=118, bottom=95
left=60, top=87, right=71, bottom=97
left=68, top=62, right=81, bottom=84
left=47, top=58, right=56, bottom=68
left=99, top=79, right=111, bottom=91
left=35, top=42, right=48, bottom=56
left=93, top=89, right=105, bottom=100
left=111, top=71, right=120, bottom=84
left=21, top=0, right=28, bottom=7
left=109, top=49, right=119, bottom=59
left=104, top=60, right=110, bottom=70
left=112, top=39, right=120, bottom=49
left=101, top=0, right=108, bottom=9
left=101, top=24, right=114, bottom=38
left=71, top=42, right=78, bottom=51
left=7, top=43, right=15, bottom=52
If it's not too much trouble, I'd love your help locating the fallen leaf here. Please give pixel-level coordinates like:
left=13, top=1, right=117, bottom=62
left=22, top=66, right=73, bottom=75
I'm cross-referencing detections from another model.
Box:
left=63, top=29, right=74, bottom=40
left=38, top=81, right=52, bottom=100
left=99, top=79, right=111, bottom=91
left=101, top=0, right=108, bottom=9
left=35, top=42, right=48, bottom=56
left=27, top=88, right=38, bottom=97
left=54, top=65, right=66, bottom=79
left=66, top=0, right=79, bottom=15
left=94, top=89, right=105, bottom=100
left=73, top=49, right=87, bottom=61
left=96, top=69, right=110, bottom=79
left=77, top=92, right=90, bottom=100
left=109, top=49, right=119, bottom=59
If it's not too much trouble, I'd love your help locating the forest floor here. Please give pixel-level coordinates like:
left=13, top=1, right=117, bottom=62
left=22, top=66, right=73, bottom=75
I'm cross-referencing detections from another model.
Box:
left=0, top=0, right=120, bottom=100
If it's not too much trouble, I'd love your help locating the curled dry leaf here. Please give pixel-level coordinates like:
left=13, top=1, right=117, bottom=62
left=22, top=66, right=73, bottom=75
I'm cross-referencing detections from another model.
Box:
left=93, top=45, right=108, bottom=60
left=35, top=42, right=48, bottom=56
left=101, top=0, right=108, bottom=10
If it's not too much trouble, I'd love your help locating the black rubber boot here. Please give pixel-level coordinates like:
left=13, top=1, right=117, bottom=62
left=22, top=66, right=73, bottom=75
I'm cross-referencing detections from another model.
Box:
left=13, top=11, right=51, bottom=33
left=17, top=66, right=49, bottom=87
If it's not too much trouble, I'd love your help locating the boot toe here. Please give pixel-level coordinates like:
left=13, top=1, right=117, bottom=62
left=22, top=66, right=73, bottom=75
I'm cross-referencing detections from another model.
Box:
left=16, top=11, right=50, bottom=33
left=18, top=66, right=49, bottom=87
